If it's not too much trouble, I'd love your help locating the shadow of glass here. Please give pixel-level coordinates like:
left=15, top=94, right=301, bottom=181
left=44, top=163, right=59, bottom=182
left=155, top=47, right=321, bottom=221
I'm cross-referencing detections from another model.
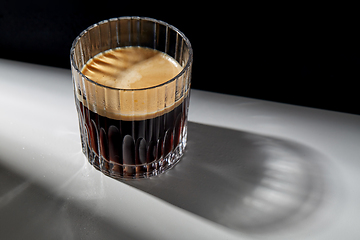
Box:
left=126, top=122, right=328, bottom=234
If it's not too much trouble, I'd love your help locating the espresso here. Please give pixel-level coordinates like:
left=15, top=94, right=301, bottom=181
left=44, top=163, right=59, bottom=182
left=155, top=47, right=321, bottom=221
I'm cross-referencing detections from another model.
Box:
left=81, top=47, right=182, bottom=90
left=76, top=47, right=189, bottom=178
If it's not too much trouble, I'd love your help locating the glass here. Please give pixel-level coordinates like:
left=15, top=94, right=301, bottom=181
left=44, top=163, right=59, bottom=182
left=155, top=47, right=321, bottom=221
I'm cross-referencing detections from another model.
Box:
left=70, top=17, right=193, bottom=179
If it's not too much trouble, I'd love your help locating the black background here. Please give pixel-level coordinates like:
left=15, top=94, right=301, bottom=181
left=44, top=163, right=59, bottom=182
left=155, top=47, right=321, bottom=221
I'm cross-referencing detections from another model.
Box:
left=1, top=1, right=359, bottom=115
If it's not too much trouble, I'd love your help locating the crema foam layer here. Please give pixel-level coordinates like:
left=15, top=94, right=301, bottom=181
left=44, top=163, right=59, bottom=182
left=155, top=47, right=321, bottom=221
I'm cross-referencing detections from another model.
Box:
left=78, top=47, right=186, bottom=121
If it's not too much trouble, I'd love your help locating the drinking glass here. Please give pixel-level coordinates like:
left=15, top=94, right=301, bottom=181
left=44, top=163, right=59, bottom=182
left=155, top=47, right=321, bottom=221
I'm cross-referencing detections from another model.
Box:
left=70, top=17, right=193, bottom=179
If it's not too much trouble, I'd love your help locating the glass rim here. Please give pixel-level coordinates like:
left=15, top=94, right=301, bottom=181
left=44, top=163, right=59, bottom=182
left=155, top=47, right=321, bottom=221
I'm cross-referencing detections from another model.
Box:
left=70, top=16, right=193, bottom=91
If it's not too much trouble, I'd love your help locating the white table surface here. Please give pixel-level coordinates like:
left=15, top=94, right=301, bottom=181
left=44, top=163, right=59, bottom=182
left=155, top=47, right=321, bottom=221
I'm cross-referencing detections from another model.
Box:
left=0, top=58, right=359, bottom=240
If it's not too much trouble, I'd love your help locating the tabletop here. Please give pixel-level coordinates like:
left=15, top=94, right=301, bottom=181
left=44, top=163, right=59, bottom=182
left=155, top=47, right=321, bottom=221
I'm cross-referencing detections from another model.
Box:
left=0, top=58, right=360, bottom=240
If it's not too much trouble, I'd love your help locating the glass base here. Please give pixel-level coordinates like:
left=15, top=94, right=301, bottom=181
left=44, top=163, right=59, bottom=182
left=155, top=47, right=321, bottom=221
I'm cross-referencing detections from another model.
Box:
left=82, top=136, right=187, bottom=180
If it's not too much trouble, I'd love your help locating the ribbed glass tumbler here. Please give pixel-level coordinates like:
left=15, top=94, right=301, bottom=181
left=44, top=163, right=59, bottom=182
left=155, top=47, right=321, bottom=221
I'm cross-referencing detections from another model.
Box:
left=70, top=17, right=193, bottom=179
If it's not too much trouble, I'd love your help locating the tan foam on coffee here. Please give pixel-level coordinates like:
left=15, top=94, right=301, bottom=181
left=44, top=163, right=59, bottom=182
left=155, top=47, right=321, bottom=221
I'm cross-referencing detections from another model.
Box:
left=78, top=47, right=185, bottom=120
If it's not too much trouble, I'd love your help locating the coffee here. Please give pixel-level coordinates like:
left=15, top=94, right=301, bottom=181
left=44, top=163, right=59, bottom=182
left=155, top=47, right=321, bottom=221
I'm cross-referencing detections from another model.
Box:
left=81, top=46, right=182, bottom=90
left=75, top=47, right=190, bottom=178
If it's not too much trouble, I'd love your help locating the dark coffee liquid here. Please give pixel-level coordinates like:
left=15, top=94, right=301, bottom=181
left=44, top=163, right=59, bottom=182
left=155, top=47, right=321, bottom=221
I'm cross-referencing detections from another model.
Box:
left=76, top=46, right=189, bottom=178
left=75, top=94, right=190, bottom=177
